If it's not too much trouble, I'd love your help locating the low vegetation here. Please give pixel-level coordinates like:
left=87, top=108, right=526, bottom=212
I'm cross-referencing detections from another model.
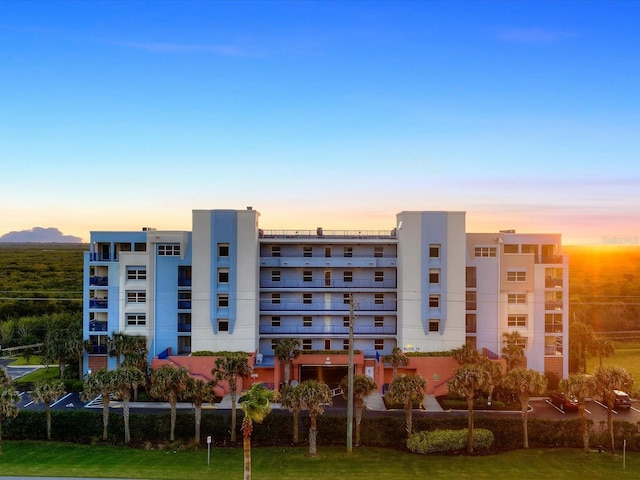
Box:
left=407, top=428, right=494, bottom=454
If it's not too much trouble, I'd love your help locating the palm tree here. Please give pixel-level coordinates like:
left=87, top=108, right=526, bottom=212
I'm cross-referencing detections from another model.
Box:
left=0, top=368, right=19, bottom=455
left=569, top=320, right=596, bottom=373
left=560, top=373, right=596, bottom=453
left=502, top=331, right=525, bottom=371
left=122, top=335, right=149, bottom=402
left=240, top=383, right=274, bottom=480
left=108, top=332, right=128, bottom=368
left=149, top=365, right=190, bottom=441
left=273, top=338, right=301, bottom=386
left=451, top=342, right=481, bottom=366
left=181, top=377, right=217, bottom=443
left=382, top=347, right=408, bottom=380
left=340, top=374, right=377, bottom=446
left=593, top=365, right=634, bottom=454
left=297, top=379, right=332, bottom=456
left=212, top=352, right=252, bottom=443
left=588, top=337, right=615, bottom=368
left=503, top=368, right=547, bottom=448
left=279, top=383, right=303, bottom=444
left=112, top=366, right=146, bottom=443
left=385, top=374, right=426, bottom=436
left=448, top=364, right=490, bottom=453
left=81, top=368, right=116, bottom=440
left=31, top=380, right=66, bottom=440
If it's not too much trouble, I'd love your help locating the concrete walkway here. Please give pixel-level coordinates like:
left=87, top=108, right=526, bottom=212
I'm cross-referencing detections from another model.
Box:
left=363, top=391, right=444, bottom=412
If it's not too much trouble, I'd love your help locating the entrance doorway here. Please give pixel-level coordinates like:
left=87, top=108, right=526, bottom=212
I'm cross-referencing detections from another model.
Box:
left=300, top=365, right=349, bottom=390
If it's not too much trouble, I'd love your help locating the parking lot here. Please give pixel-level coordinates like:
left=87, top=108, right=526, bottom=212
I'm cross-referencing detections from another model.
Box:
left=530, top=397, right=640, bottom=423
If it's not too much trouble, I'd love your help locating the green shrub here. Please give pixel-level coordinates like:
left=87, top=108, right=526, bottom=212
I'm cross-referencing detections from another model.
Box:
left=407, top=428, right=494, bottom=454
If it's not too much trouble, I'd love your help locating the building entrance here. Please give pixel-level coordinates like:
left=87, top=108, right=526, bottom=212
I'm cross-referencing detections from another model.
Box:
left=300, top=365, right=349, bottom=389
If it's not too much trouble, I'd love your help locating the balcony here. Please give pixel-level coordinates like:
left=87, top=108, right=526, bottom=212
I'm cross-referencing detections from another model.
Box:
left=545, top=277, right=563, bottom=288
left=540, top=255, right=564, bottom=264
left=178, top=301, right=192, bottom=309
left=259, top=229, right=397, bottom=239
left=259, top=325, right=397, bottom=335
left=89, top=253, right=113, bottom=262
left=89, top=299, right=108, bottom=309
left=259, top=300, right=397, bottom=312
left=89, top=345, right=108, bottom=354
left=89, top=321, right=108, bottom=332
left=89, top=276, right=108, bottom=286
left=178, top=322, right=192, bottom=333
left=545, top=301, right=563, bottom=310
left=260, top=279, right=397, bottom=289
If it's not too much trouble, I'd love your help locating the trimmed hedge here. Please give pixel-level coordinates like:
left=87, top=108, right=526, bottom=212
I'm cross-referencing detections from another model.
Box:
left=4, top=410, right=640, bottom=453
left=407, top=428, right=494, bottom=454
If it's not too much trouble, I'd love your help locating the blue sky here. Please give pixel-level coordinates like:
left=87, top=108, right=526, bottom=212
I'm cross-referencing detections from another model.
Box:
left=1, top=0, right=638, bottom=244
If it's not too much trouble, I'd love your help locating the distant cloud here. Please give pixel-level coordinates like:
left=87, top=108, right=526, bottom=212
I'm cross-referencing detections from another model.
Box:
left=0, top=227, right=83, bottom=243
left=496, top=28, right=576, bottom=43
left=118, top=41, right=248, bottom=56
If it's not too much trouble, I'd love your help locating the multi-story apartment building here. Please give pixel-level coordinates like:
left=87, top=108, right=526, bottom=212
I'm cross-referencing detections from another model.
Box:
left=84, top=208, right=568, bottom=388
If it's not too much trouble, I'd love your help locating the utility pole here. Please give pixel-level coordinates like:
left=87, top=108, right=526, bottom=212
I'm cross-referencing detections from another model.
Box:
left=346, top=292, right=354, bottom=453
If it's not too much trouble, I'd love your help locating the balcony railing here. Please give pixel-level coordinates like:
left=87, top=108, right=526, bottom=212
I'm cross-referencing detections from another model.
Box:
left=260, top=229, right=397, bottom=239
left=178, top=278, right=192, bottom=287
left=545, top=301, right=563, bottom=310
left=89, top=345, right=108, bottom=354
left=178, top=322, right=192, bottom=332
left=89, top=321, right=108, bottom=332
left=89, top=299, right=108, bottom=309
left=259, top=300, right=397, bottom=311
left=178, top=301, right=192, bottom=309
left=260, top=279, right=397, bottom=289
left=259, top=325, right=397, bottom=335
left=89, top=253, right=114, bottom=262
left=89, top=276, right=108, bottom=286
left=545, top=277, right=563, bottom=288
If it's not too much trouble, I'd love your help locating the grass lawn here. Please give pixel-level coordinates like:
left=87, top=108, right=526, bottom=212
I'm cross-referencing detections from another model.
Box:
left=13, top=365, right=61, bottom=386
left=588, top=341, right=640, bottom=391
left=0, top=442, right=637, bottom=479
left=8, top=354, right=44, bottom=366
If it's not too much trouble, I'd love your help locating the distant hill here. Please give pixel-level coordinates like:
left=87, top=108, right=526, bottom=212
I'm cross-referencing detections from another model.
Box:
left=0, top=227, right=83, bottom=243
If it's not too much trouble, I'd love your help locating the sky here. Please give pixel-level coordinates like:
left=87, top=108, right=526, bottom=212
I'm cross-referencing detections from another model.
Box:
left=1, top=0, right=638, bottom=245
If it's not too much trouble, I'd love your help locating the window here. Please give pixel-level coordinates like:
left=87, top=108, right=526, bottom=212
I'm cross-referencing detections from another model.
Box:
left=343, top=316, right=350, bottom=327
left=303, top=293, right=312, bottom=304
left=324, top=339, right=331, bottom=350
left=178, top=265, right=192, bottom=286
left=302, top=339, right=312, bottom=350
left=344, top=271, right=353, bottom=283
left=465, top=291, right=476, bottom=310
left=343, top=339, right=349, bottom=350
left=218, top=268, right=229, bottom=283
left=272, top=270, right=281, bottom=282
left=514, top=336, right=527, bottom=350
left=466, top=314, right=477, bottom=333
left=466, top=267, right=477, bottom=288
left=126, top=314, right=146, bottom=326
left=271, top=246, right=281, bottom=257
left=374, top=293, right=384, bottom=305
left=374, top=247, right=383, bottom=258
left=324, top=247, right=331, bottom=257
left=134, top=243, right=146, bottom=252
left=374, top=339, right=384, bottom=350
left=218, top=243, right=229, bottom=257
left=343, top=247, right=353, bottom=257
left=374, top=316, right=384, bottom=327
left=178, top=291, right=191, bottom=309
left=429, top=244, right=440, bottom=258
left=303, top=270, right=313, bottom=282
left=474, top=246, right=496, bottom=257
left=429, top=295, right=440, bottom=308
left=178, top=313, right=191, bottom=332
left=545, top=314, right=563, bottom=333
left=504, top=244, right=519, bottom=254
left=374, top=271, right=384, bottom=282
left=508, top=293, right=526, bottom=304
left=271, top=316, right=280, bottom=327
left=218, top=319, right=229, bottom=332
left=127, top=266, right=147, bottom=280
left=303, top=316, right=312, bottom=327
left=303, top=246, right=313, bottom=257
left=429, top=269, right=440, bottom=284
left=324, top=271, right=331, bottom=287
left=271, top=293, right=280, bottom=305
left=158, top=244, right=181, bottom=256
left=507, top=271, right=526, bottom=282
left=127, top=291, right=146, bottom=303
left=343, top=293, right=351, bottom=305
left=508, top=315, right=527, bottom=327
left=218, top=294, right=229, bottom=308
left=429, top=320, right=440, bottom=333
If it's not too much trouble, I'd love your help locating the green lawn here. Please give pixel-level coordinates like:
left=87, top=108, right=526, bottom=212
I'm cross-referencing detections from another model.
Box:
left=0, top=442, right=637, bottom=479
left=587, top=341, right=640, bottom=391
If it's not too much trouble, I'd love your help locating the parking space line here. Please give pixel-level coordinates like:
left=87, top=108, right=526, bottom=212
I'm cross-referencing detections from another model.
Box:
left=631, top=406, right=640, bottom=414
left=51, top=392, right=73, bottom=407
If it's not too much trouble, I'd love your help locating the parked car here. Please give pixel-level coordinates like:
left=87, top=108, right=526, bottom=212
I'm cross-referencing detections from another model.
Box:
left=549, top=392, right=579, bottom=411
left=610, top=390, right=632, bottom=410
